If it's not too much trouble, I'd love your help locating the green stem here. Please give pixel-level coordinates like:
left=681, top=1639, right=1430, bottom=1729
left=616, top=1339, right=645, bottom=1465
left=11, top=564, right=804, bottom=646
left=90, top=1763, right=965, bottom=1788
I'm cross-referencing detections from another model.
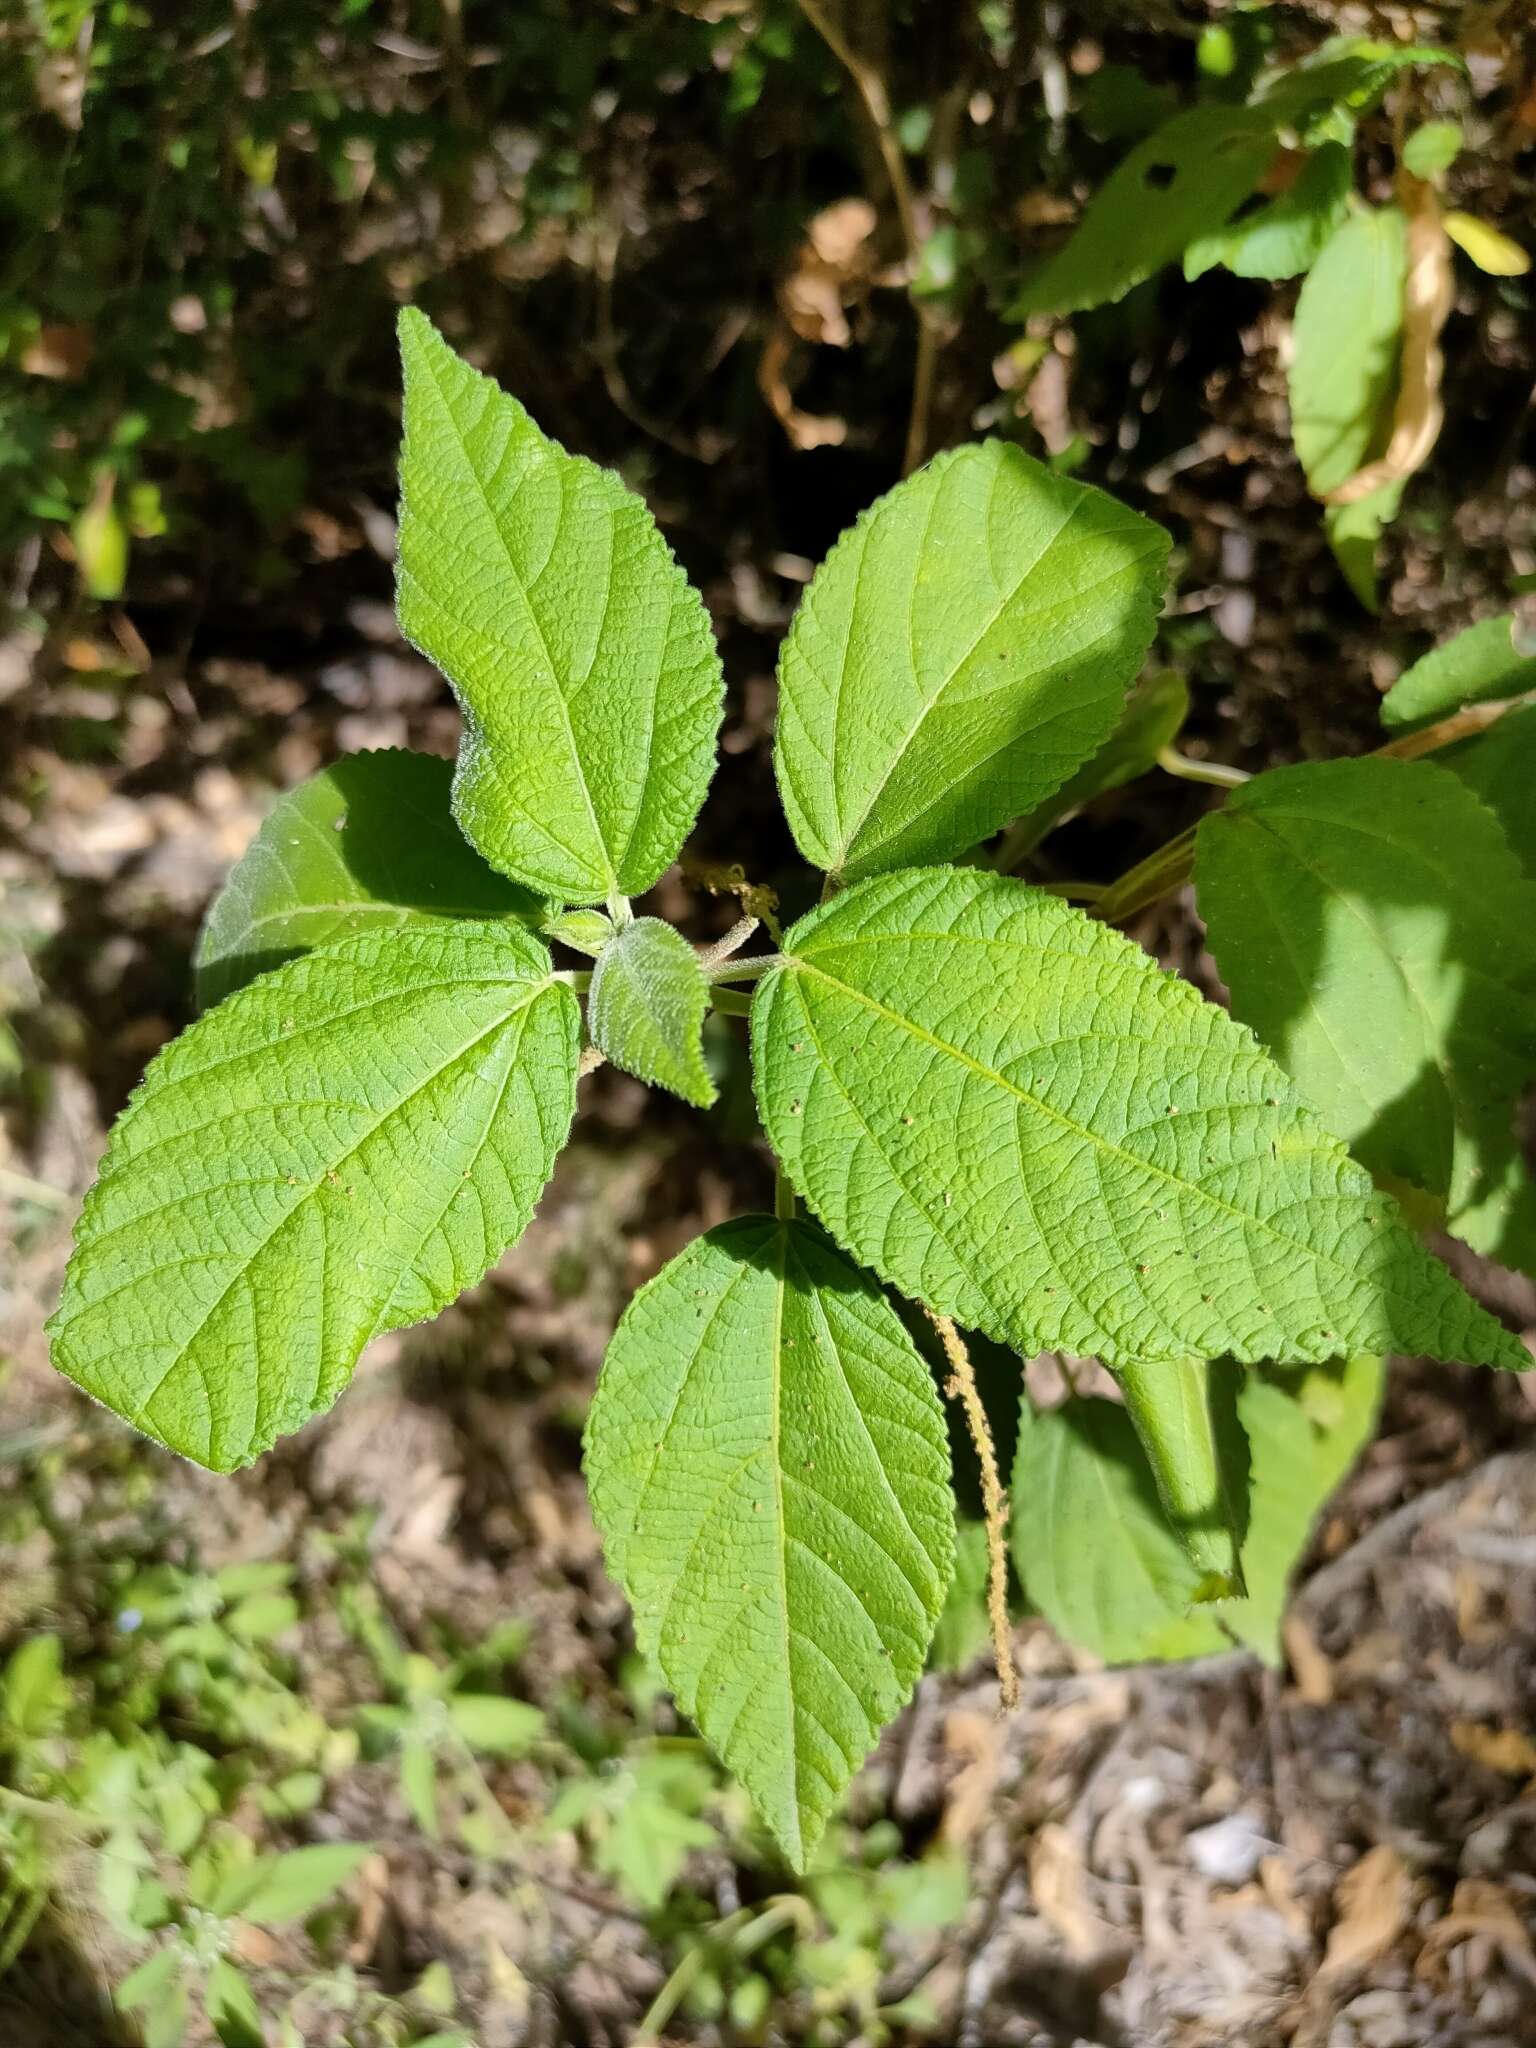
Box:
left=707, top=953, right=778, bottom=984
left=552, top=970, right=592, bottom=992
left=775, top=1171, right=797, bottom=1223
left=0, top=1166, right=73, bottom=1210
left=1156, top=746, right=1251, bottom=789
left=707, top=986, right=753, bottom=1018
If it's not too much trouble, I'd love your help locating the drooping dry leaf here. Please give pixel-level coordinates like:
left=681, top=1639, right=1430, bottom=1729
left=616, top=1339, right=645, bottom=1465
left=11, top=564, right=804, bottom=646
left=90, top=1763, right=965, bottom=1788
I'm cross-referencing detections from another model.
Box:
left=1320, top=1845, right=1411, bottom=1979
left=1449, top=1721, right=1536, bottom=1778
left=1325, top=178, right=1453, bottom=507
left=760, top=198, right=886, bottom=450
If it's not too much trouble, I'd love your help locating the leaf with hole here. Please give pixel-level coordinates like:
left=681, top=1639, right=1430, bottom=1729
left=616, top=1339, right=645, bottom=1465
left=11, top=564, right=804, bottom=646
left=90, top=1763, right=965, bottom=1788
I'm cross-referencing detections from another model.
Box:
left=49, top=924, right=578, bottom=1469
left=396, top=309, right=723, bottom=903
left=752, top=865, right=1526, bottom=1371
left=1010, top=107, right=1280, bottom=317
left=585, top=1215, right=954, bottom=1869
left=196, top=750, right=543, bottom=1009
left=774, top=442, right=1169, bottom=880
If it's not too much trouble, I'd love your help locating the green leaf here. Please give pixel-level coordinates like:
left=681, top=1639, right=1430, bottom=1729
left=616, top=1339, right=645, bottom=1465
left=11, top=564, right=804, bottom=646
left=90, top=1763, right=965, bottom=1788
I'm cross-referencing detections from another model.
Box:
left=752, top=866, right=1525, bottom=1371
left=1012, top=1354, right=1384, bottom=1665
left=115, top=1947, right=183, bottom=2017
left=1183, top=143, right=1352, bottom=282
left=1291, top=205, right=1405, bottom=495
left=1005, top=667, right=1189, bottom=858
left=927, top=1520, right=991, bottom=1673
left=2, top=1634, right=67, bottom=1740
left=1290, top=206, right=1406, bottom=601
left=1115, top=1358, right=1242, bottom=1599
left=585, top=1216, right=955, bottom=1869
left=588, top=916, right=716, bottom=1108
left=1011, top=1393, right=1227, bottom=1663
left=400, top=1741, right=440, bottom=1839
left=774, top=442, right=1169, bottom=880
left=396, top=309, right=724, bottom=903
left=231, top=1841, right=372, bottom=1926
left=1402, top=120, right=1461, bottom=179
left=1380, top=614, right=1536, bottom=730
left=1009, top=107, right=1280, bottom=316
left=1197, top=757, right=1536, bottom=1272
left=1253, top=40, right=1460, bottom=144
left=445, top=1693, right=546, bottom=1756
left=1326, top=484, right=1403, bottom=613
left=542, top=907, right=615, bottom=957
left=206, top=1959, right=264, bottom=2048
left=1223, top=1352, right=1384, bottom=1659
left=1440, top=704, right=1536, bottom=879
left=49, top=924, right=579, bottom=1470
left=196, top=750, right=543, bottom=1009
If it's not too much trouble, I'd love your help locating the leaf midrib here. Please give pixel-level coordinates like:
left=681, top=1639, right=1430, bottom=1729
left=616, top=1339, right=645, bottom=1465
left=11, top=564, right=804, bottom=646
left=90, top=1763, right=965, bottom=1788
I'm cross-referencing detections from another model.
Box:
left=109, top=976, right=558, bottom=1453
left=789, top=951, right=1371, bottom=1293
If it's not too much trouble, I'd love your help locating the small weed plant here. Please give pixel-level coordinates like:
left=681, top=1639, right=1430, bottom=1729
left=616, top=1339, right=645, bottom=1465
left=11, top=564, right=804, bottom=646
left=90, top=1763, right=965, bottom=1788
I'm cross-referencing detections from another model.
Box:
left=48, top=307, right=1536, bottom=1872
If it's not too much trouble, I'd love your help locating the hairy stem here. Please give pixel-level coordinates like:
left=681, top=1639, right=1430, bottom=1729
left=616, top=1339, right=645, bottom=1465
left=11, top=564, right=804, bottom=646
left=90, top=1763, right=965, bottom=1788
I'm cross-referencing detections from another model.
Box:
left=926, top=1311, right=1018, bottom=1711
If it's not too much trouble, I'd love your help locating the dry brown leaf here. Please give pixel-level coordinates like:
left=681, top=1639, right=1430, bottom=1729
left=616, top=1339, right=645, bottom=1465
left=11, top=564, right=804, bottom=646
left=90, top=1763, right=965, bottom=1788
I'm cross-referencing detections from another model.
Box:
left=941, top=1706, right=1005, bottom=1844
left=21, top=324, right=93, bottom=380
left=1325, top=177, right=1453, bottom=507
left=1031, top=1822, right=1111, bottom=1961
left=760, top=198, right=885, bottom=450
left=1320, top=1845, right=1411, bottom=1979
left=1283, top=1611, right=1333, bottom=1706
left=1450, top=1720, right=1536, bottom=1778
left=1416, top=1876, right=1536, bottom=1986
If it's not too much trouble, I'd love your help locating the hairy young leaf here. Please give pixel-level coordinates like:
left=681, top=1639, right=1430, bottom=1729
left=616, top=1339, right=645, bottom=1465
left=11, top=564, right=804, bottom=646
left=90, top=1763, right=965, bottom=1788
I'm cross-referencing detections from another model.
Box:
left=1006, top=668, right=1189, bottom=859
left=195, top=750, right=542, bottom=1008
left=1380, top=614, right=1536, bottom=731
left=1012, top=1393, right=1227, bottom=1663
left=585, top=1216, right=954, bottom=1869
left=396, top=308, right=723, bottom=902
left=1440, top=704, right=1536, bottom=879
left=1116, top=1357, right=1242, bottom=1598
left=753, top=866, right=1525, bottom=1371
left=1012, top=1353, right=1383, bottom=1665
left=588, top=915, right=716, bottom=1108
left=1197, top=758, right=1536, bottom=1272
left=1183, top=143, right=1352, bottom=282
left=774, top=443, right=1169, bottom=881
left=1009, top=107, right=1280, bottom=317
left=50, top=925, right=579, bottom=1470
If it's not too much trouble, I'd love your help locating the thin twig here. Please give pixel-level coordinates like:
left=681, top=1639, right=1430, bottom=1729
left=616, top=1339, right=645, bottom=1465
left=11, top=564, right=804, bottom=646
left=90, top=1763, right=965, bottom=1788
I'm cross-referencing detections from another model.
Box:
left=926, top=1311, right=1018, bottom=1711
left=794, top=0, right=941, bottom=472
left=0, top=1165, right=73, bottom=1211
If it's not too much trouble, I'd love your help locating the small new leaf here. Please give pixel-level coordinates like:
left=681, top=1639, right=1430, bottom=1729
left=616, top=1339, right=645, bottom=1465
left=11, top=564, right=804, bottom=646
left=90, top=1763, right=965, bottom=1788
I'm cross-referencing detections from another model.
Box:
left=585, top=1217, right=955, bottom=1869
left=588, top=916, right=716, bottom=1107
left=753, top=867, right=1526, bottom=1371
left=396, top=309, right=724, bottom=903
left=196, top=750, right=542, bottom=1008
left=50, top=924, right=579, bottom=1469
left=775, top=442, right=1169, bottom=880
